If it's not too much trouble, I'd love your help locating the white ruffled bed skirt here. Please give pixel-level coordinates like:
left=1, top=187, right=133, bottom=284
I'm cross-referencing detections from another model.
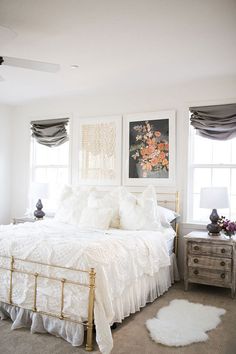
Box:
left=0, top=254, right=179, bottom=348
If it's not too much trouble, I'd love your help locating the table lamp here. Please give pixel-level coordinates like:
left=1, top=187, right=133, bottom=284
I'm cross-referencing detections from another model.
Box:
left=200, top=187, right=229, bottom=236
left=32, top=182, right=49, bottom=219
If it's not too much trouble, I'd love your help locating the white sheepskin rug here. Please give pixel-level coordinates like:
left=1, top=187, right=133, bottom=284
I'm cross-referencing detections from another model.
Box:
left=146, top=299, right=225, bottom=347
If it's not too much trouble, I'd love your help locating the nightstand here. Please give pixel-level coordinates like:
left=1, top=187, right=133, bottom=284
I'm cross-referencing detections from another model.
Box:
left=184, top=231, right=236, bottom=298
left=12, top=216, right=36, bottom=224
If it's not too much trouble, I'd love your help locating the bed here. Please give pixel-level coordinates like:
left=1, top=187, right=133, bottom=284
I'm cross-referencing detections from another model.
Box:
left=0, top=190, right=180, bottom=354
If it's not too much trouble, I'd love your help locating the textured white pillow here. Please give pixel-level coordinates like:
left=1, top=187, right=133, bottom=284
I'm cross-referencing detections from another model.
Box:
left=79, top=207, right=113, bottom=230
left=158, top=206, right=179, bottom=227
left=54, top=186, right=91, bottom=224
left=58, top=184, right=73, bottom=201
left=119, top=186, right=161, bottom=230
left=88, top=189, right=120, bottom=228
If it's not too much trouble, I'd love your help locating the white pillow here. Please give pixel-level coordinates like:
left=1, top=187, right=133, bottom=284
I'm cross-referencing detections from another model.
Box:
left=88, top=189, right=120, bottom=228
left=58, top=184, right=73, bottom=201
left=119, top=186, right=161, bottom=230
left=158, top=206, right=179, bottom=227
left=79, top=207, right=113, bottom=230
left=54, top=186, right=90, bottom=224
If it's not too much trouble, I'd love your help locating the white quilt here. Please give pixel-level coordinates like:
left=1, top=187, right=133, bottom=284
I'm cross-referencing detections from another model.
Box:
left=0, top=220, right=172, bottom=354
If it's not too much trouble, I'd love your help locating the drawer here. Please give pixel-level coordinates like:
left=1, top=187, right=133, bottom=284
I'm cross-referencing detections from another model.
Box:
left=189, top=242, right=232, bottom=258
left=188, top=255, right=232, bottom=271
left=189, top=267, right=232, bottom=285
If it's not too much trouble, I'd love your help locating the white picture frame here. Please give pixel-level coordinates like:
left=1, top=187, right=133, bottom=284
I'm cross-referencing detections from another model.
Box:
left=123, top=110, right=176, bottom=186
left=78, top=115, right=122, bottom=186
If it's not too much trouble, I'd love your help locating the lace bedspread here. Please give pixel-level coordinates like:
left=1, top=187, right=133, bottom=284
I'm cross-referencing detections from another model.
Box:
left=0, top=220, right=172, bottom=354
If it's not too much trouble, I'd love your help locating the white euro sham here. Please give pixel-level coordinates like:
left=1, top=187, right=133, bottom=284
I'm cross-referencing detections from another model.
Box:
left=79, top=207, right=113, bottom=230
left=119, top=185, right=161, bottom=230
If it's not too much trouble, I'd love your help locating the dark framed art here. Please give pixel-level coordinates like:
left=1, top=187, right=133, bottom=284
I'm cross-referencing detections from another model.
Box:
left=123, top=111, right=176, bottom=186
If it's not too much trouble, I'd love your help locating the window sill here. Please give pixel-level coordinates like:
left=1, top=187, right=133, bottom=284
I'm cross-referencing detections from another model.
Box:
left=179, top=222, right=206, bottom=232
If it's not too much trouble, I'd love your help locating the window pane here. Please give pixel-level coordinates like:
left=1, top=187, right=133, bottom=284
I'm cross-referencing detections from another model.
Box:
left=34, top=143, right=48, bottom=165
left=230, top=196, right=236, bottom=220
left=34, top=141, right=69, bottom=165
left=212, top=168, right=230, bottom=188
left=34, top=168, right=47, bottom=183
left=57, top=142, right=69, bottom=164
left=217, top=208, right=230, bottom=220
left=193, top=134, right=212, bottom=164
left=193, top=168, right=211, bottom=193
left=32, top=168, right=68, bottom=213
left=192, top=194, right=209, bottom=222
left=212, top=139, right=231, bottom=164
left=31, top=136, right=69, bottom=213
left=232, top=138, right=236, bottom=163
left=46, top=168, right=58, bottom=183
left=57, top=168, right=69, bottom=183
left=231, top=169, right=236, bottom=194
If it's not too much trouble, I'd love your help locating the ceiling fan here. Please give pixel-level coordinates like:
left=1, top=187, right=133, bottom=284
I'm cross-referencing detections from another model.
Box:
left=0, top=56, right=60, bottom=81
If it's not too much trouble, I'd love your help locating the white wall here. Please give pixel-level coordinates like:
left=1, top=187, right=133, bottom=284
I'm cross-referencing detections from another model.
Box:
left=10, top=77, right=236, bottom=275
left=0, top=105, right=12, bottom=224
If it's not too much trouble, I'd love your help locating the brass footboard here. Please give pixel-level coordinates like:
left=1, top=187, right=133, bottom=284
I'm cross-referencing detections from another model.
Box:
left=0, top=255, right=96, bottom=351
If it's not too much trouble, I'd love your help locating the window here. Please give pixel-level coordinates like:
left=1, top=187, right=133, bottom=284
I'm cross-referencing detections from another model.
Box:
left=30, top=138, right=70, bottom=214
left=188, top=126, right=236, bottom=223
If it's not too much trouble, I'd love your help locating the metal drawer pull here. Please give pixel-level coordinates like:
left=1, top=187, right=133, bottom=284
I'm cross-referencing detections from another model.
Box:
left=220, top=261, right=225, bottom=267
left=194, top=269, right=199, bottom=275
left=221, top=273, right=225, bottom=279
left=221, top=248, right=226, bottom=253
left=194, top=258, right=199, bottom=263
left=194, top=246, right=199, bottom=251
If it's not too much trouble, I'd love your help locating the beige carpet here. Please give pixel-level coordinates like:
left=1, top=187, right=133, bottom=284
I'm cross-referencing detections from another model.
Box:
left=0, top=282, right=235, bottom=354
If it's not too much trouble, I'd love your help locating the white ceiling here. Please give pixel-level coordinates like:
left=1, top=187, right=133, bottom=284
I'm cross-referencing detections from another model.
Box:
left=0, top=0, right=236, bottom=104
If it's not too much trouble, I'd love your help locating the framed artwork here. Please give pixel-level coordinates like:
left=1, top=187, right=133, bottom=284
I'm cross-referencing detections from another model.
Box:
left=78, top=115, right=122, bottom=185
left=123, top=111, right=176, bottom=186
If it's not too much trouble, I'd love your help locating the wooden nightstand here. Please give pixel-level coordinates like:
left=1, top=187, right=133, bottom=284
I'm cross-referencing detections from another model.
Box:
left=184, top=231, right=236, bottom=298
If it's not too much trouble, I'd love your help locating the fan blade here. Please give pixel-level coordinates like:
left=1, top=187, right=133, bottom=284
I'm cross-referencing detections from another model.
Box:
left=2, top=56, right=60, bottom=73
left=0, top=75, right=4, bottom=82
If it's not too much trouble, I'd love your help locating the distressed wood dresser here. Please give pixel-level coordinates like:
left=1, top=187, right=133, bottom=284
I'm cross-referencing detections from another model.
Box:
left=184, top=231, right=236, bottom=298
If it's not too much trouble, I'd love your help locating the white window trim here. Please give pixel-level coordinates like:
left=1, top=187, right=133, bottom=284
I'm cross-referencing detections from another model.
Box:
left=187, top=121, right=236, bottom=224
left=29, top=116, right=72, bottom=214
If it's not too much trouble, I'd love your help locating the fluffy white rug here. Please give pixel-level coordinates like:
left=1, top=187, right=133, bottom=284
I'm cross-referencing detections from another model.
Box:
left=146, top=299, right=225, bottom=347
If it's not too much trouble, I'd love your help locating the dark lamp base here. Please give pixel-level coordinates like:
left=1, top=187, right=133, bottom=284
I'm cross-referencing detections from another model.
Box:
left=206, top=208, right=221, bottom=236
left=208, top=231, right=221, bottom=237
left=34, top=198, right=45, bottom=219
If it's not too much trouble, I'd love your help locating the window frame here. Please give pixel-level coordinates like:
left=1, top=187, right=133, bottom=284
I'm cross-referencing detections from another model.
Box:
left=29, top=118, right=72, bottom=214
left=187, top=124, right=236, bottom=224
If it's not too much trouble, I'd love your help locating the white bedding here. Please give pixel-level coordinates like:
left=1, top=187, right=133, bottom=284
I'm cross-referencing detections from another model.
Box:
left=0, top=220, right=176, bottom=354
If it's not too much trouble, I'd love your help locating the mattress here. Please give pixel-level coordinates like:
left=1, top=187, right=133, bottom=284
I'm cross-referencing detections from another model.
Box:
left=0, top=221, right=177, bottom=354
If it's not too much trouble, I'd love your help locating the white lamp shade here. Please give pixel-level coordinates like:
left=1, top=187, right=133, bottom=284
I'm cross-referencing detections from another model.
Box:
left=31, top=182, right=49, bottom=199
left=200, top=187, right=229, bottom=209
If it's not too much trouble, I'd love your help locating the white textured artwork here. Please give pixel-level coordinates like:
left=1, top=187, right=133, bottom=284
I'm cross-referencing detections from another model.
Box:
left=79, top=116, right=122, bottom=185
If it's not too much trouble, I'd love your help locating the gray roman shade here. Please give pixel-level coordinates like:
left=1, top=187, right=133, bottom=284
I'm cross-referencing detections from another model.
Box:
left=190, top=103, right=236, bottom=140
left=31, top=118, right=69, bottom=147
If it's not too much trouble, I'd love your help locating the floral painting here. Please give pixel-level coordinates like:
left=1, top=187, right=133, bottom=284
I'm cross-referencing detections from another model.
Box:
left=129, top=119, right=169, bottom=178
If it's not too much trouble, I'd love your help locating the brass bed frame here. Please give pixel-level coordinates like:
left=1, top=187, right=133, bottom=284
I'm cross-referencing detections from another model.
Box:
left=159, top=191, right=180, bottom=256
left=0, top=191, right=179, bottom=352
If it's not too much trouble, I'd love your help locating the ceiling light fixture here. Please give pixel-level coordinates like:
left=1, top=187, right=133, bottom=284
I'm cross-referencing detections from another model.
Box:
left=70, top=64, right=79, bottom=69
